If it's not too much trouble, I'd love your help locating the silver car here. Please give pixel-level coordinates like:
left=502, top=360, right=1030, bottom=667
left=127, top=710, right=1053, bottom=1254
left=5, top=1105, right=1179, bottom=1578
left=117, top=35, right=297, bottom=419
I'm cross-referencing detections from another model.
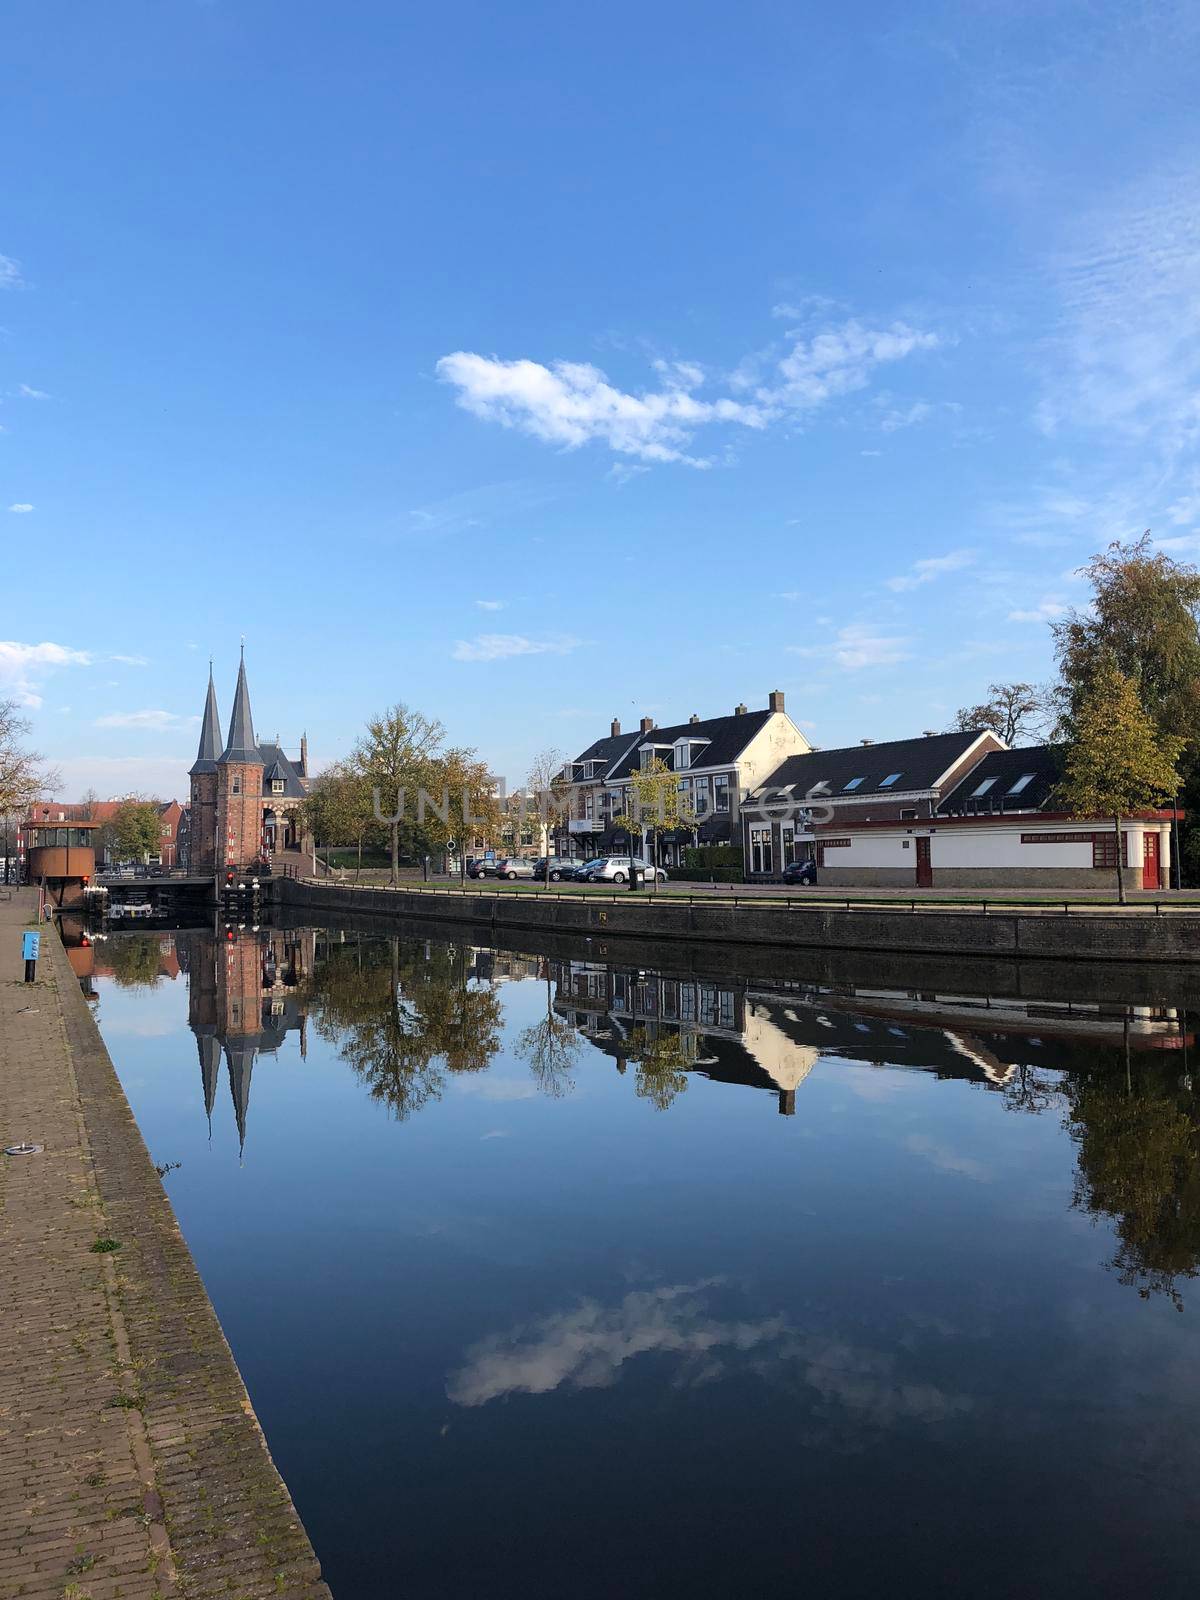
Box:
left=585, top=856, right=668, bottom=884
left=492, top=857, right=537, bottom=880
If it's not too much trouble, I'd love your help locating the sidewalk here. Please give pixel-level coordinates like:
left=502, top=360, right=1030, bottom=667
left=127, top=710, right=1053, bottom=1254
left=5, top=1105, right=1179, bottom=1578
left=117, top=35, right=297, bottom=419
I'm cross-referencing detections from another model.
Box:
left=0, top=891, right=330, bottom=1599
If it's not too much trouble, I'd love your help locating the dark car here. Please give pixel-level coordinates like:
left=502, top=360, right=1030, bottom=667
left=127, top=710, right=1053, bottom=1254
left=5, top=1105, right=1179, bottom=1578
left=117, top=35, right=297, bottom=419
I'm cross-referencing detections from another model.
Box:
left=531, top=857, right=577, bottom=882
left=782, top=858, right=817, bottom=886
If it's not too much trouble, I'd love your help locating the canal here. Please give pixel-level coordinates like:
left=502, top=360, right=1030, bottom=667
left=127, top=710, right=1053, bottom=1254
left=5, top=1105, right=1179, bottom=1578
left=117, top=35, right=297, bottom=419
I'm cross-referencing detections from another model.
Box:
left=77, top=918, right=1200, bottom=1599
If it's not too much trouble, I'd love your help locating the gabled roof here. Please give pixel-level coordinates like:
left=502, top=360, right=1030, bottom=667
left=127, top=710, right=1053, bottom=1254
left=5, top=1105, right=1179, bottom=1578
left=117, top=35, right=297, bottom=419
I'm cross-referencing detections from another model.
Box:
left=750, top=729, right=992, bottom=803
left=218, top=653, right=262, bottom=767
left=938, top=744, right=1063, bottom=815
left=259, top=743, right=307, bottom=800
left=190, top=669, right=222, bottom=776
left=607, top=710, right=774, bottom=781
left=566, top=729, right=641, bottom=778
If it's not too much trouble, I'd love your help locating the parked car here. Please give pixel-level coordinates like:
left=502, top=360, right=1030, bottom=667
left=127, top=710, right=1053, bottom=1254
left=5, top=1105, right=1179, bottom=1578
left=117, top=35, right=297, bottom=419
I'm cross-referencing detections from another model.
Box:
left=466, top=856, right=497, bottom=879
left=561, top=859, right=603, bottom=881
left=583, top=856, right=668, bottom=884
left=782, top=858, right=817, bottom=886
left=531, top=856, right=578, bottom=882
left=492, top=857, right=537, bottom=880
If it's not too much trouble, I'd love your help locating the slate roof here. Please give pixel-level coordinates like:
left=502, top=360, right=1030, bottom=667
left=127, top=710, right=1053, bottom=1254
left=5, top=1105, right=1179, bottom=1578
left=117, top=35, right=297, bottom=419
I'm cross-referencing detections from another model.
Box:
left=190, top=670, right=222, bottom=776
left=567, top=729, right=641, bottom=778
left=218, top=654, right=262, bottom=766
left=259, top=743, right=308, bottom=800
left=938, top=744, right=1064, bottom=815
left=749, top=729, right=991, bottom=803
left=606, top=709, right=774, bottom=781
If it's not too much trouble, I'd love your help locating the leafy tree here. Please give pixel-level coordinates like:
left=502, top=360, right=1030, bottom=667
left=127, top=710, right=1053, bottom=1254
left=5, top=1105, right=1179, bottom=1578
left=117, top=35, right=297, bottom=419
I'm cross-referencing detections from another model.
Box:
left=352, top=704, right=446, bottom=883
left=108, top=797, right=164, bottom=863
left=516, top=959, right=579, bottom=1097
left=1067, top=1056, right=1200, bottom=1311
left=101, top=934, right=167, bottom=989
left=623, top=1027, right=690, bottom=1111
left=1058, top=661, right=1182, bottom=903
left=947, top=682, right=1048, bottom=745
left=1052, top=534, right=1200, bottom=879
left=301, top=762, right=378, bottom=879
left=612, top=756, right=697, bottom=891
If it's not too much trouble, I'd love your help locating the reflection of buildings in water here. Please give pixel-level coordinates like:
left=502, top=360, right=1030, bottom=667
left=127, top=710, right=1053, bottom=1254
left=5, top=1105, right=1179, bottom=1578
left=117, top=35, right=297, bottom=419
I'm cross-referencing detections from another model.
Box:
left=186, top=928, right=315, bottom=1155
left=550, top=958, right=1191, bottom=1113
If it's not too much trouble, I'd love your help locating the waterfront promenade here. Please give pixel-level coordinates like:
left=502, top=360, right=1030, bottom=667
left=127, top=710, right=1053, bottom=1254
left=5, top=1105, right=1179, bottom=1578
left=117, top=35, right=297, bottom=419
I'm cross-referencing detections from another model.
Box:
left=0, top=891, right=329, bottom=1600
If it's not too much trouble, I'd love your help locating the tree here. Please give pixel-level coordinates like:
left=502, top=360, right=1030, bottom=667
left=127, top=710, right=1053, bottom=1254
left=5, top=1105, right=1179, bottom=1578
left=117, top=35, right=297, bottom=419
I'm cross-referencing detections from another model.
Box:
left=525, top=747, right=568, bottom=883
left=300, top=762, right=378, bottom=879
left=612, top=757, right=697, bottom=892
left=623, top=1028, right=690, bottom=1111
left=108, top=797, right=164, bottom=863
left=516, top=958, right=580, bottom=1097
left=1, top=699, right=58, bottom=861
left=1052, top=534, right=1200, bottom=881
left=1057, top=661, right=1182, bottom=903
left=352, top=704, right=446, bottom=884
left=947, top=682, right=1047, bottom=745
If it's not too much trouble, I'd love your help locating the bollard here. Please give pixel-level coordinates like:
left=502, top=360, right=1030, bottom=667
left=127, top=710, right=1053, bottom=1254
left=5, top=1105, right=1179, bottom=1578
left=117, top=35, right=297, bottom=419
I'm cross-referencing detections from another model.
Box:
left=22, top=928, right=40, bottom=983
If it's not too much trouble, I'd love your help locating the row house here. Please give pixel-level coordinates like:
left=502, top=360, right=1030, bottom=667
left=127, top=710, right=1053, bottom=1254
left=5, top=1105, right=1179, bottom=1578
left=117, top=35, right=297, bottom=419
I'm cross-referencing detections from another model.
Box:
left=20, top=797, right=187, bottom=869
left=742, top=732, right=1178, bottom=890
left=557, top=691, right=810, bottom=865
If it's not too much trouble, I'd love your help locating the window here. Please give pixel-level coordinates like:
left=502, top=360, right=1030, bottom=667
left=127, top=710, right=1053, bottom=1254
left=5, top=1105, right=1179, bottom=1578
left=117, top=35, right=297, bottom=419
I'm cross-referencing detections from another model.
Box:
left=1008, top=773, right=1036, bottom=795
left=879, top=772, right=903, bottom=788
left=675, top=743, right=690, bottom=770
left=749, top=826, right=773, bottom=874
left=971, top=777, right=997, bottom=796
left=272, top=779, right=285, bottom=795
left=782, top=825, right=797, bottom=865
left=900, top=808, right=917, bottom=820
left=843, top=776, right=865, bottom=791
left=639, top=748, right=653, bottom=771
left=232, top=776, right=241, bottom=794
left=1093, top=832, right=1126, bottom=870
left=714, top=774, right=731, bottom=811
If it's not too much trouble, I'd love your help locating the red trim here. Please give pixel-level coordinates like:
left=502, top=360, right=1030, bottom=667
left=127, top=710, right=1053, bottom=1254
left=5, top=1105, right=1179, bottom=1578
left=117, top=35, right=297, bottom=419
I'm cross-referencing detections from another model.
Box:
left=812, top=809, right=1178, bottom=834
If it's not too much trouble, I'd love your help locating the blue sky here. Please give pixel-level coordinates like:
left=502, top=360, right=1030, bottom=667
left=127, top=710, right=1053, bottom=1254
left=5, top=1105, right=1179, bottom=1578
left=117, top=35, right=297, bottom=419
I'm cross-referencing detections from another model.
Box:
left=4, top=0, right=1200, bottom=797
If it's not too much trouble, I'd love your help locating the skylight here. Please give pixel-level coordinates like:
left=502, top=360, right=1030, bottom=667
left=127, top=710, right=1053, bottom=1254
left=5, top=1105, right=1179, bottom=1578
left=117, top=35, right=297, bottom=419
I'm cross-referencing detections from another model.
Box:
left=879, top=772, right=902, bottom=788
left=971, top=777, right=998, bottom=796
left=843, top=776, right=865, bottom=791
left=1008, top=773, right=1036, bottom=794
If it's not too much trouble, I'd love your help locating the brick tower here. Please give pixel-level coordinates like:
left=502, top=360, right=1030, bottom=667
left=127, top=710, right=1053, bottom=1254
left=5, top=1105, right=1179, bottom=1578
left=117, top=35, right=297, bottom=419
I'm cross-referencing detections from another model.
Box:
left=216, top=649, right=264, bottom=871
left=187, top=666, right=222, bottom=871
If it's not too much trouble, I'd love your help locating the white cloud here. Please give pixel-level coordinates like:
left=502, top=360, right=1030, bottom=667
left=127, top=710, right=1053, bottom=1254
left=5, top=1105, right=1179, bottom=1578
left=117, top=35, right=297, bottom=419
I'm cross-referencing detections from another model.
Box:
left=608, top=462, right=650, bottom=485
left=0, top=253, right=21, bottom=290
left=437, top=314, right=940, bottom=468
left=879, top=400, right=933, bottom=433
left=473, top=599, right=505, bottom=611
left=109, top=654, right=150, bottom=666
left=93, top=708, right=195, bottom=731
left=7, top=503, right=33, bottom=514
left=886, top=549, right=975, bottom=592
left=18, top=383, right=50, bottom=400
left=0, top=640, right=91, bottom=707
left=1007, top=599, right=1068, bottom=623
left=789, top=624, right=913, bottom=671
left=452, top=632, right=584, bottom=663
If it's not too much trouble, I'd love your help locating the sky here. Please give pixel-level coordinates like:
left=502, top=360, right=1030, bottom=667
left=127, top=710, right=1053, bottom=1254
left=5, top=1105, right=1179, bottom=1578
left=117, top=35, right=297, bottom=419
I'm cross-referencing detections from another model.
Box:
left=4, top=0, right=1200, bottom=798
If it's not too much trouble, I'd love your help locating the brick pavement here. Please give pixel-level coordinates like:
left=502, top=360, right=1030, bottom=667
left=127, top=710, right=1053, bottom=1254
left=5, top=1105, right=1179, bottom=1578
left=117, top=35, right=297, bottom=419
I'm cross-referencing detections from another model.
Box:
left=0, top=890, right=331, bottom=1600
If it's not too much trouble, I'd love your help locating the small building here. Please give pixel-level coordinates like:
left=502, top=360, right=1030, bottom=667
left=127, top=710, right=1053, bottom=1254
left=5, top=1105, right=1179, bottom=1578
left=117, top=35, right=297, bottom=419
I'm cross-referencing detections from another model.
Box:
left=25, top=819, right=98, bottom=908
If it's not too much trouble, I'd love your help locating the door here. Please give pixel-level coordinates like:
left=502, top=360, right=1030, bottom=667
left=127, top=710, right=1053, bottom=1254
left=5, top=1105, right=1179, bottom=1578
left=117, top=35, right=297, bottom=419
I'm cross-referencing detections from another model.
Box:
left=915, top=836, right=933, bottom=888
left=1143, top=831, right=1161, bottom=890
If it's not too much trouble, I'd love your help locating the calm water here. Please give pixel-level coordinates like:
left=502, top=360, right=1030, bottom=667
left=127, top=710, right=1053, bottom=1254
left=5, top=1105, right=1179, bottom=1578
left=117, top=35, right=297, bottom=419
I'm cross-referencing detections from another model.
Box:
left=80, top=920, right=1200, bottom=1599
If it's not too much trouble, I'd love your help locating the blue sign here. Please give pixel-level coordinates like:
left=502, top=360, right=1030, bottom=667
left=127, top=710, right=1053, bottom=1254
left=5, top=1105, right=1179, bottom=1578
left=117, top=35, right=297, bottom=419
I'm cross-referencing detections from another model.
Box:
left=22, top=931, right=40, bottom=962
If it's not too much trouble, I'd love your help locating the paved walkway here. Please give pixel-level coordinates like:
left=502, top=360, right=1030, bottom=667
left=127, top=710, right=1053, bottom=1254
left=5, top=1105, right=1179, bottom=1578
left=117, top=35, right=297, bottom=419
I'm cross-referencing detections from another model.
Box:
left=0, top=890, right=330, bottom=1600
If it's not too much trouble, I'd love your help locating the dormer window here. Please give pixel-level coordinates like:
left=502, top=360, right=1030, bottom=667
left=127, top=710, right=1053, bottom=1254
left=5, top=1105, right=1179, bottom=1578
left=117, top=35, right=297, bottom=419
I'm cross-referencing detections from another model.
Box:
left=272, top=779, right=285, bottom=795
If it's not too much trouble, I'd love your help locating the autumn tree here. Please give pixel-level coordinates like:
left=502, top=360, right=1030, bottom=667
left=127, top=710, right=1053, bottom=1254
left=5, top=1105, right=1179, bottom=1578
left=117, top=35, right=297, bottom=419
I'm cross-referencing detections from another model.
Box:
left=1057, top=661, right=1182, bottom=903
left=947, top=682, right=1048, bottom=745
left=524, top=747, right=569, bottom=882
left=516, top=957, right=580, bottom=1098
left=108, top=797, right=164, bottom=863
left=612, top=756, right=696, bottom=892
left=352, top=704, right=446, bottom=883
left=622, top=1027, right=690, bottom=1111
left=300, top=762, right=378, bottom=879
left=1, top=698, right=57, bottom=844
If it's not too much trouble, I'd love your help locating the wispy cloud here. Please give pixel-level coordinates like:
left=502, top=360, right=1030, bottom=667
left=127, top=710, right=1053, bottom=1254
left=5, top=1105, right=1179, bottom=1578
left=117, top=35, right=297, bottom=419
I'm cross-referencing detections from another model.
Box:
left=17, top=383, right=50, bottom=400
left=437, top=312, right=940, bottom=468
left=109, top=653, right=150, bottom=666
left=0, top=640, right=91, bottom=707
left=0, top=253, right=22, bottom=290
left=474, top=599, right=505, bottom=611
left=93, top=708, right=196, bottom=731
left=1007, top=599, right=1068, bottom=623
left=452, top=632, right=584, bottom=663
left=7, top=503, right=33, bottom=514
left=886, top=549, right=975, bottom=592
left=789, top=624, right=913, bottom=670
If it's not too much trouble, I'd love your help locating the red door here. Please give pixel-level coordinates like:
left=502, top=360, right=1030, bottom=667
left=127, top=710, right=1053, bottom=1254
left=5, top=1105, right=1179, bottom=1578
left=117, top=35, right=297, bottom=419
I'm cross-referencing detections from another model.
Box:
left=915, top=836, right=933, bottom=888
left=1143, top=831, right=1161, bottom=890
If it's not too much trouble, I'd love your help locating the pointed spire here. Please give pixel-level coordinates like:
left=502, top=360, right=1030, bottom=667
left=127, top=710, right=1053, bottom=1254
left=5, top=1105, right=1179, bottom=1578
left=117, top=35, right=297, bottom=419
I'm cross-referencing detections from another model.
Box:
left=218, top=649, right=262, bottom=766
left=189, top=663, right=222, bottom=776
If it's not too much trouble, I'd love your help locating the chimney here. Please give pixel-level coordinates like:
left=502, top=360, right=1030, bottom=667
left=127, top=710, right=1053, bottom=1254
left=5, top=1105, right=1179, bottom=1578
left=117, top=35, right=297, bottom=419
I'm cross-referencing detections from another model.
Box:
left=922, top=729, right=938, bottom=737
left=299, top=732, right=309, bottom=776
left=860, top=738, right=874, bottom=746
left=768, top=690, right=785, bottom=713
left=610, top=718, right=621, bottom=738
left=689, top=713, right=700, bottom=724
left=734, top=702, right=748, bottom=716
left=639, top=716, right=654, bottom=733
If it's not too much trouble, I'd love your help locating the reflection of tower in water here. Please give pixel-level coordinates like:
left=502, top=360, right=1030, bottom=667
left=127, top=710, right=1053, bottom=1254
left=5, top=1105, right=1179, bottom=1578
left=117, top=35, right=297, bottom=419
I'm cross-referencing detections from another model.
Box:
left=184, top=928, right=313, bottom=1157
